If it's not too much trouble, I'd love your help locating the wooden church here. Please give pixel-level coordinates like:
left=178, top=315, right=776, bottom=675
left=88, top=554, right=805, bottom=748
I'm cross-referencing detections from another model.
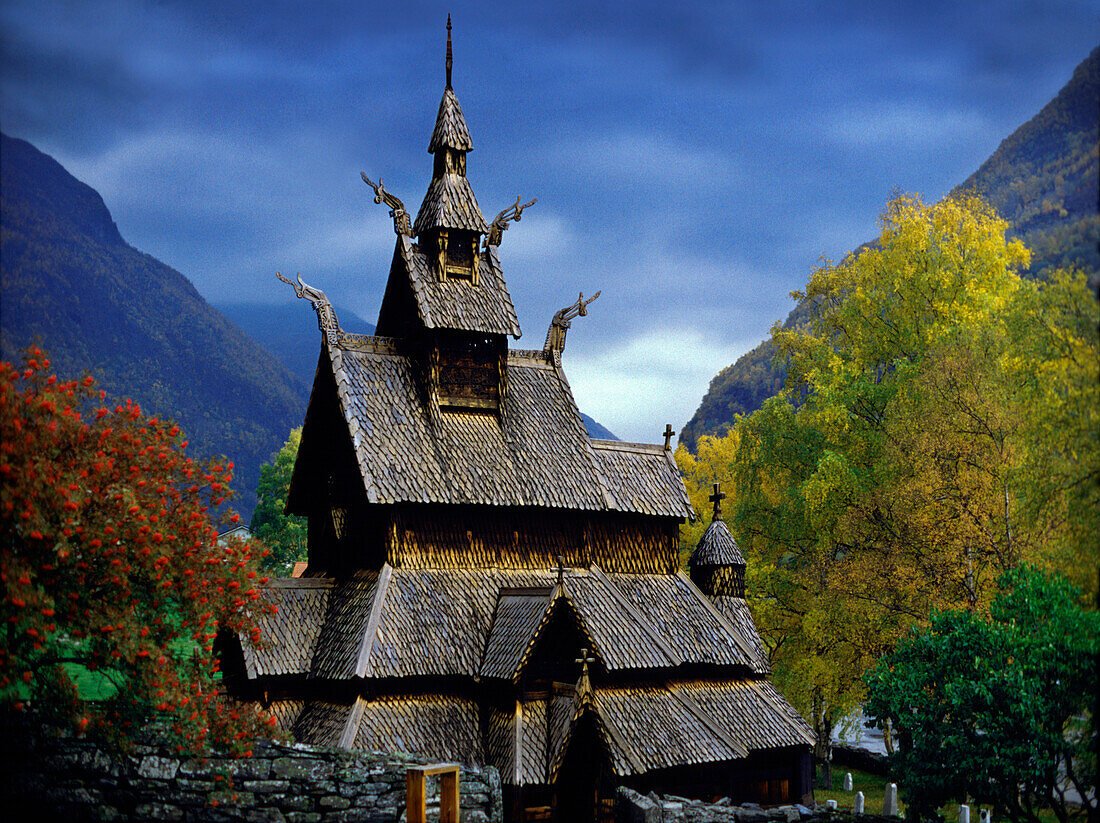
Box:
left=220, top=21, right=815, bottom=821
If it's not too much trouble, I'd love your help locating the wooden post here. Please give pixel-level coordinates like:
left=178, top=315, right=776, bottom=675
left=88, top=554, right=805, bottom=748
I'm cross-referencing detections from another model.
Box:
left=441, top=768, right=460, bottom=823
left=407, top=768, right=426, bottom=823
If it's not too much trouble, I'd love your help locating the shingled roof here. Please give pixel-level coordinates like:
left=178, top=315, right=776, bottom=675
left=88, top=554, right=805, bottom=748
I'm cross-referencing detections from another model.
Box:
left=412, top=173, right=489, bottom=235
left=691, top=518, right=746, bottom=567
left=428, top=87, right=473, bottom=152
left=238, top=566, right=766, bottom=683
left=399, top=238, right=519, bottom=336
left=313, top=337, right=693, bottom=518
left=553, top=679, right=815, bottom=778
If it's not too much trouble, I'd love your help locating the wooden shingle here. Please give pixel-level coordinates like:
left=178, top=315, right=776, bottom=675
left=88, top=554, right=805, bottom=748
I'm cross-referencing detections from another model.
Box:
left=402, top=239, right=519, bottom=336
left=242, top=579, right=331, bottom=678
left=350, top=694, right=482, bottom=767
left=427, top=87, right=473, bottom=153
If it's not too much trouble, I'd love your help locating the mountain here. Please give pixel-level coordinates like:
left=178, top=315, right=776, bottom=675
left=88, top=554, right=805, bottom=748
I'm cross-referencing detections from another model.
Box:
left=681, top=46, right=1099, bottom=450
left=580, top=413, right=617, bottom=441
left=0, top=133, right=309, bottom=519
left=954, top=45, right=1099, bottom=283
left=214, top=301, right=375, bottom=388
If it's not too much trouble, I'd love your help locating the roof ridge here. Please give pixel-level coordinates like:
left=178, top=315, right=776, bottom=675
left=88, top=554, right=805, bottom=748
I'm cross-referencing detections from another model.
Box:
left=355, top=563, right=392, bottom=678
left=589, top=439, right=664, bottom=454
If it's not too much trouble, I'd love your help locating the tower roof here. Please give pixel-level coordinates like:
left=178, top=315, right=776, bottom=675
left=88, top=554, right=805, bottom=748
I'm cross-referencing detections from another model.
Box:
left=428, top=88, right=474, bottom=153
left=412, top=171, right=488, bottom=235
left=690, top=518, right=746, bottom=568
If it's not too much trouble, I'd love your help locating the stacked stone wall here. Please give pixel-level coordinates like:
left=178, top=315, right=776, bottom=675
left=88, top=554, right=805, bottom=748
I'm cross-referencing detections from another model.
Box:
left=1, top=714, right=501, bottom=822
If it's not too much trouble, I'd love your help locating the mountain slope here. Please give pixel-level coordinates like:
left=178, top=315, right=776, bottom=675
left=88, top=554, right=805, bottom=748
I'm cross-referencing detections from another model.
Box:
left=0, top=133, right=309, bottom=518
left=682, top=46, right=1099, bottom=450
left=214, top=301, right=375, bottom=388
left=954, top=45, right=1099, bottom=283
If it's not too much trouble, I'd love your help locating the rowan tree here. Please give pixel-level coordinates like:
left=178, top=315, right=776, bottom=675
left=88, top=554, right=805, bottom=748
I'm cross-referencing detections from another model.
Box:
left=0, top=349, right=278, bottom=754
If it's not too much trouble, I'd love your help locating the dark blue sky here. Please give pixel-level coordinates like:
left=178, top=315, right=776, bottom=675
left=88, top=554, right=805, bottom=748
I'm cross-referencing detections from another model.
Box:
left=2, top=1, right=1096, bottom=441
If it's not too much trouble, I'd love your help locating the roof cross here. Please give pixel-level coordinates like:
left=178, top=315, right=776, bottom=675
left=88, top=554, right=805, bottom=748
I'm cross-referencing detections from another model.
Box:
left=575, top=648, right=597, bottom=668
left=552, top=555, right=568, bottom=587
left=663, top=424, right=674, bottom=451
left=710, top=482, right=726, bottom=520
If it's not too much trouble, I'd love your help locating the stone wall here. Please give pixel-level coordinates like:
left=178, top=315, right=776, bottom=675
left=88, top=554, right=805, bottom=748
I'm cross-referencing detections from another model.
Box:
left=1, top=715, right=502, bottom=822
left=617, top=788, right=903, bottom=823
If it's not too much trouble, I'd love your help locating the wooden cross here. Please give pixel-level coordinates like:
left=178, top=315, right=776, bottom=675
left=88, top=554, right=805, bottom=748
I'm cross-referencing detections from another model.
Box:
left=552, top=555, right=568, bottom=587
left=663, top=423, right=674, bottom=451
left=709, top=482, right=726, bottom=519
left=575, top=648, right=597, bottom=668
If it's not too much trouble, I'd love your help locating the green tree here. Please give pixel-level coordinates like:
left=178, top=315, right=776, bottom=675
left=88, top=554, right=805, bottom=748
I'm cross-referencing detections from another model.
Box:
left=0, top=349, right=277, bottom=754
left=250, top=427, right=307, bottom=575
left=865, top=566, right=1098, bottom=823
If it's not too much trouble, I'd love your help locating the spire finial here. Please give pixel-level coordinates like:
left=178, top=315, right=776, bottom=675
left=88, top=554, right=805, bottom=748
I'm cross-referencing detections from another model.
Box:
left=445, top=14, right=453, bottom=90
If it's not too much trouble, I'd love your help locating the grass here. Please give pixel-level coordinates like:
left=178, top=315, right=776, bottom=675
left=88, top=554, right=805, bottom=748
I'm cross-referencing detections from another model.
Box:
left=817, top=766, right=905, bottom=818
left=817, top=768, right=1077, bottom=823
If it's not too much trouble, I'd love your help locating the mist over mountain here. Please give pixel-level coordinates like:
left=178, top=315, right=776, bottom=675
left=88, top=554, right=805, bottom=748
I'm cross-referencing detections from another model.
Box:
left=0, top=132, right=309, bottom=519
left=681, top=46, right=1099, bottom=450
left=213, top=301, right=375, bottom=389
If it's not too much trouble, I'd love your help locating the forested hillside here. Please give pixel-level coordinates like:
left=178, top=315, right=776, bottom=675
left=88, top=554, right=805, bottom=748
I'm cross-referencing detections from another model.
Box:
left=0, top=133, right=309, bottom=519
left=956, top=45, right=1099, bottom=282
left=214, top=301, right=375, bottom=388
left=681, top=46, right=1099, bottom=449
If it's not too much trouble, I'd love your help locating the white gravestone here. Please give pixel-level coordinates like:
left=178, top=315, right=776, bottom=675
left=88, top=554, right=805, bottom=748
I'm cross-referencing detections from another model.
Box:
left=883, top=783, right=898, bottom=816
left=854, top=792, right=865, bottom=814
left=844, top=773, right=853, bottom=791
left=959, top=805, right=970, bottom=823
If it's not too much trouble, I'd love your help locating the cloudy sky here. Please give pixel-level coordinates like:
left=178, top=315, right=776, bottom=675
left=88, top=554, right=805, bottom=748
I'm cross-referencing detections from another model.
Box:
left=2, top=1, right=1096, bottom=442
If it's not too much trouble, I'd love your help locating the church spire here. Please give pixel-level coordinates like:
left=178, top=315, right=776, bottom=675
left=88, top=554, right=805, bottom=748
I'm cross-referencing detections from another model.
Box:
left=446, top=14, right=453, bottom=90
left=414, top=16, right=488, bottom=239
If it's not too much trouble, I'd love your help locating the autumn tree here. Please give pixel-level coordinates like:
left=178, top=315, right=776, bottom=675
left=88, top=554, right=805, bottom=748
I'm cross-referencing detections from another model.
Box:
left=249, top=427, right=307, bottom=576
left=678, top=194, right=1099, bottom=781
left=865, top=566, right=1098, bottom=823
left=0, top=349, right=278, bottom=754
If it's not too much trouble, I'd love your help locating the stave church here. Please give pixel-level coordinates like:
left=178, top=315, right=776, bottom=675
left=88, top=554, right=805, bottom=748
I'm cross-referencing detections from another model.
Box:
left=220, top=20, right=815, bottom=822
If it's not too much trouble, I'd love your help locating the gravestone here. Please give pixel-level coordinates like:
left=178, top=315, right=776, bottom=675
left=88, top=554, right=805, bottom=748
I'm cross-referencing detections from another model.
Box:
left=883, top=783, right=898, bottom=816
left=826, top=800, right=838, bottom=809
left=844, top=773, right=853, bottom=791
left=854, top=792, right=865, bottom=814
left=959, top=805, right=970, bottom=823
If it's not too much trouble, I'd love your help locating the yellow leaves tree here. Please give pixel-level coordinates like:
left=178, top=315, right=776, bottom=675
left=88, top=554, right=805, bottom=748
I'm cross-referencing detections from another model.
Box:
left=679, top=194, right=1099, bottom=782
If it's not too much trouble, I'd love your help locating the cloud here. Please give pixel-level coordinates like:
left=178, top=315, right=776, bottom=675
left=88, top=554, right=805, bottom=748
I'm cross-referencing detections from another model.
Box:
left=825, top=102, right=989, bottom=151
left=565, top=327, right=760, bottom=444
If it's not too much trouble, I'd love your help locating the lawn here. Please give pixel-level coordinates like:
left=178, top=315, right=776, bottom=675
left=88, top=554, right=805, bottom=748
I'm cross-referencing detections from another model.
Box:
left=817, top=767, right=1080, bottom=823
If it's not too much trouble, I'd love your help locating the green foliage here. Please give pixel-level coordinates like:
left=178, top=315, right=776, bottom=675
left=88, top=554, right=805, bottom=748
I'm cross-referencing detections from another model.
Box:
left=250, top=428, right=307, bottom=575
left=865, top=566, right=1098, bottom=823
